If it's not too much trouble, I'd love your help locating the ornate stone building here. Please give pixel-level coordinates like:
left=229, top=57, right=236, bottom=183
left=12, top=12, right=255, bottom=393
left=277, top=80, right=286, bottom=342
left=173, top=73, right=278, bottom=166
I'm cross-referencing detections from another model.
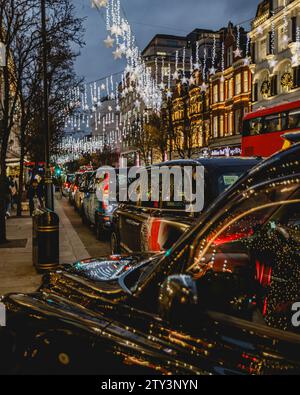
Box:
left=188, top=70, right=210, bottom=152
left=250, top=0, right=300, bottom=110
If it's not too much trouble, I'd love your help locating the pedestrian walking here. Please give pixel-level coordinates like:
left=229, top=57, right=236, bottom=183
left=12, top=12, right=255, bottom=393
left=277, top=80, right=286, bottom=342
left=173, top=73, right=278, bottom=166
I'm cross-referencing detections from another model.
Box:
left=28, top=177, right=44, bottom=216
left=10, top=176, right=18, bottom=209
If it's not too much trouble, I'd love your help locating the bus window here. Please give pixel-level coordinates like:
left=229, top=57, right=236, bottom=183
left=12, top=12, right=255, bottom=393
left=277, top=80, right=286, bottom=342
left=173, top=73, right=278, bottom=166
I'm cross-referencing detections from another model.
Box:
left=262, top=114, right=282, bottom=134
left=244, top=117, right=263, bottom=136
left=288, top=109, right=300, bottom=129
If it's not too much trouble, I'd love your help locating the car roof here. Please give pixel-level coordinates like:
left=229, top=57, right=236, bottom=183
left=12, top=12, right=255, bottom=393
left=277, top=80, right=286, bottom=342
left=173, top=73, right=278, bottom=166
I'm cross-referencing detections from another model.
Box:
left=202, top=143, right=300, bottom=217
left=157, top=157, right=261, bottom=168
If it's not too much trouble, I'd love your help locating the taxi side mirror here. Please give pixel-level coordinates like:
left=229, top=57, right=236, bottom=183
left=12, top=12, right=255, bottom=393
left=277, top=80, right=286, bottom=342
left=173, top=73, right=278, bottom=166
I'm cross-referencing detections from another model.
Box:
left=159, top=271, right=260, bottom=328
left=158, top=275, right=198, bottom=326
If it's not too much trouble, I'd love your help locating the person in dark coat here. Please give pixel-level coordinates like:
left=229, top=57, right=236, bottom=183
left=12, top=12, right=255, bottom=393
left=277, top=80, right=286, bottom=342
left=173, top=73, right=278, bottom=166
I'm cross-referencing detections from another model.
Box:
left=28, top=177, right=44, bottom=216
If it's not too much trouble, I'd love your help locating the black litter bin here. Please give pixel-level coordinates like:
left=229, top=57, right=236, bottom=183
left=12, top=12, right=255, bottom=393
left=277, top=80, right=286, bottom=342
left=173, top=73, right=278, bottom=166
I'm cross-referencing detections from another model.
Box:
left=33, top=209, right=59, bottom=272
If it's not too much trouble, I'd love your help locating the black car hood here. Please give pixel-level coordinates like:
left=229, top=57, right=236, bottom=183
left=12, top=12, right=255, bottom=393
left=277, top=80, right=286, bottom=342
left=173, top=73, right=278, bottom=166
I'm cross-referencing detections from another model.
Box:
left=40, top=253, right=158, bottom=304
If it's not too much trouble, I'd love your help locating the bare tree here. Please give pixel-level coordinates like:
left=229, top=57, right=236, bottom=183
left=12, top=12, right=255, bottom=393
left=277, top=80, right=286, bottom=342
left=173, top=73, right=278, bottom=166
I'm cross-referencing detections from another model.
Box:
left=144, top=113, right=168, bottom=163
left=0, top=0, right=40, bottom=242
left=0, top=0, right=84, bottom=232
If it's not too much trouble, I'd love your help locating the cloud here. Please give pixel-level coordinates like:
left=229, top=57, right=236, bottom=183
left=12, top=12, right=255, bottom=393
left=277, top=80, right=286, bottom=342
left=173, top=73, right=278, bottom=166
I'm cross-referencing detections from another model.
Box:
left=73, top=0, right=261, bottom=82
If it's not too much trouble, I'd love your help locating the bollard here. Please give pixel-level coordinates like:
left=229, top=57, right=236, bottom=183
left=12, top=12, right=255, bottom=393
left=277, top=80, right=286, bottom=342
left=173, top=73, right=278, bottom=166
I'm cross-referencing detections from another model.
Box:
left=32, top=209, right=59, bottom=273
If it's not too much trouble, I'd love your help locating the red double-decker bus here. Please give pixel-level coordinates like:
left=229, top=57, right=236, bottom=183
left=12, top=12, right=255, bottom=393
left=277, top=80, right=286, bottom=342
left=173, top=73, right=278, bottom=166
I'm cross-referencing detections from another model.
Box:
left=242, top=100, right=300, bottom=157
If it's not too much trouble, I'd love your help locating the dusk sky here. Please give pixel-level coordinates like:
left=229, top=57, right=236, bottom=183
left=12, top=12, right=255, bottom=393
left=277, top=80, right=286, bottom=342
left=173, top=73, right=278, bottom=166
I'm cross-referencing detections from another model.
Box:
left=73, top=0, right=262, bottom=83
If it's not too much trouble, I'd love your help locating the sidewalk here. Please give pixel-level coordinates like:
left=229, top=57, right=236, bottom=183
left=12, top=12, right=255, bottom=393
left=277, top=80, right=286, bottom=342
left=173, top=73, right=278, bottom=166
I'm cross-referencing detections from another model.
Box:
left=0, top=198, right=90, bottom=295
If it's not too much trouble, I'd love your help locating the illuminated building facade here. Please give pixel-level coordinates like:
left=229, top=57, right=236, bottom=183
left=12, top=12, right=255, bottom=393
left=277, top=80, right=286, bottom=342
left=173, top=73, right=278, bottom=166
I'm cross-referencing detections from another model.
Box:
left=250, top=0, right=300, bottom=110
left=210, top=23, right=251, bottom=154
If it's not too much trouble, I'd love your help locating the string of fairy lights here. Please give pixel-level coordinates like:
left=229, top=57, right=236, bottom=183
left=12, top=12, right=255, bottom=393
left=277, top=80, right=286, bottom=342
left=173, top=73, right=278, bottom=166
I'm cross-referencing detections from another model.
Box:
left=55, top=0, right=300, bottom=164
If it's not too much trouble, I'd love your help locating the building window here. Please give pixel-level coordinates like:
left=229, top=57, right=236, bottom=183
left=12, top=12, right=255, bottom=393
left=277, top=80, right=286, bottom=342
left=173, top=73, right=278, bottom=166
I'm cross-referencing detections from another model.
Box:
left=227, top=46, right=233, bottom=67
left=243, top=71, right=249, bottom=93
left=251, top=42, right=256, bottom=63
left=292, top=17, right=297, bottom=43
left=213, top=84, right=219, bottom=103
left=235, top=73, right=242, bottom=95
left=271, top=75, right=278, bottom=96
left=220, top=115, right=224, bottom=137
left=259, top=38, right=267, bottom=60
left=228, top=112, right=233, bottom=135
left=268, top=31, right=273, bottom=55
left=228, top=78, right=233, bottom=99
left=235, top=109, right=242, bottom=134
left=293, top=66, right=300, bottom=88
left=213, top=116, right=218, bottom=138
left=220, top=81, right=224, bottom=102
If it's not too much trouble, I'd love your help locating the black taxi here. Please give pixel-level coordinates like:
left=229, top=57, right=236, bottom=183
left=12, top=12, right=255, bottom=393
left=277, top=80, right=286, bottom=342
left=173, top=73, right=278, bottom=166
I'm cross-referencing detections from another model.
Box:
left=111, top=157, right=260, bottom=254
left=0, top=144, right=300, bottom=375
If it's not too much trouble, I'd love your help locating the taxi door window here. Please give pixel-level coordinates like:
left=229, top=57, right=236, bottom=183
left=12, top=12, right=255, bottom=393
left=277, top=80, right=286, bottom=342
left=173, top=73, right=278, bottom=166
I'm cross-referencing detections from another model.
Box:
left=185, top=179, right=300, bottom=332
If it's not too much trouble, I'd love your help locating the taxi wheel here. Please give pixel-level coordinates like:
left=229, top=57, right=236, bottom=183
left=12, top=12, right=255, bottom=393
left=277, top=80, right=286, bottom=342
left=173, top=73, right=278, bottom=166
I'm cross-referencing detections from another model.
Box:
left=111, top=232, right=120, bottom=254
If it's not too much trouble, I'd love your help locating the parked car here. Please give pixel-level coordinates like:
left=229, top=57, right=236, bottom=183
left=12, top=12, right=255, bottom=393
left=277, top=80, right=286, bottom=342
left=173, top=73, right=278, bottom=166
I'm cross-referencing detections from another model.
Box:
left=74, top=171, right=94, bottom=213
left=1, top=143, right=300, bottom=375
left=62, top=174, right=74, bottom=197
left=82, top=168, right=128, bottom=240
left=111, top=157, right=260, bottom=254
left=68, top=172, right=84, bottom=206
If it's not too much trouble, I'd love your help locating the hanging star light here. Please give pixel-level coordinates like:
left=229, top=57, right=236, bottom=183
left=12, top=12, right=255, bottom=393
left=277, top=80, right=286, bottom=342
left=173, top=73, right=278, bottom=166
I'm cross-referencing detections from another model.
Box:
left=126, top=48, right=133, bottom=58
left=110, top=24, right=119, bottom=36
left=282, top=0, right=289, bottom=47
left=295, top=26, right=300, bottom=54
left=194, top=41, right=200, bottom=71
left=209, top=35, right=217, bottom=75
left=189, top=76, right=195, bottom=85
left=113, top=47, right=123, bottom=59
left=234, top=47, right=242, bottom=59
left=234, top=25, right=243, bottom=58
left=104, top=35, right=115, bottom=48
left=119, top=42, right=126, bottom=54
left=182, top=76, right=188, bottom=84
left=98, top=0, right=108, bottom=7
left=200, top=82, right=208, bottom=92
left=268, top=10, right=277, bottom=70
left=121, top=20, right=129, bottom=33
left=90, top=0, right=162, bottom=113
left=220, top=42, right=225, bottom=83
left=159, top=82, right=166, bottom=90
left=172, top=70, right=179, bottom=80
left=209, top=66, right=216, bottom=75
left=166, top=90, right=173, bottom=98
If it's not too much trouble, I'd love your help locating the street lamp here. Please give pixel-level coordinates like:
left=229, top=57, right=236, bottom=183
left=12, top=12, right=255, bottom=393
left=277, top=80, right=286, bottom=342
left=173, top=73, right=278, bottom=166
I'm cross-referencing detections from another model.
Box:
left=40, top=0, right=54, bottom=211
